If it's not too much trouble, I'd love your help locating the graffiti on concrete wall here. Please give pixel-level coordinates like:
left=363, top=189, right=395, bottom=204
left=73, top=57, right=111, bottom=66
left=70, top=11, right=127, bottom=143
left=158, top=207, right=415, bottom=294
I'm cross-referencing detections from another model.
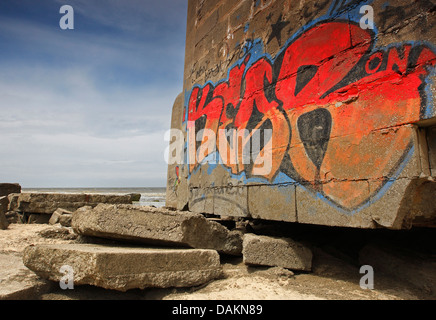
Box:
left=183, top=0, right=436, bottom=213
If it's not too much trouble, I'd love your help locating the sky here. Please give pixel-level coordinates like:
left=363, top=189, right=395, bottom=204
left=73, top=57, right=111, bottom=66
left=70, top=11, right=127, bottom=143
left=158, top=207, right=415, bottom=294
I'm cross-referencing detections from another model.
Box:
left=0, top=0, right=188, bottom=188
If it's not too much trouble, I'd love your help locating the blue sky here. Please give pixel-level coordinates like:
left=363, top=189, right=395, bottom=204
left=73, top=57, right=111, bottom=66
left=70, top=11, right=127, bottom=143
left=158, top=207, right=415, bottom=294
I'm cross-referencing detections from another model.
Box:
left=0, top=0, right=188, bottom=187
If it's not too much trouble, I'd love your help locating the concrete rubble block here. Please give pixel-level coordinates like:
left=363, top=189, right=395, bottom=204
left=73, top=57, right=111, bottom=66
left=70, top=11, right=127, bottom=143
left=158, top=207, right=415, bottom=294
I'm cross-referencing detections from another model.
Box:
left=7, top=192, right=136, bottom=215
left=359, top=243, right=436, bottom=295
left=242, top=233, right=313, bottom=271
left=72, top=204, right=243, bottom=256
left=58, top=214, right=72, bottom=227
left=23, top=244, right=222, bottom=292
left=49, top=208, right=74, bottom=225
left=0, top=197, right=9, bottom=230
left=0, top=183, right=21, bottom=197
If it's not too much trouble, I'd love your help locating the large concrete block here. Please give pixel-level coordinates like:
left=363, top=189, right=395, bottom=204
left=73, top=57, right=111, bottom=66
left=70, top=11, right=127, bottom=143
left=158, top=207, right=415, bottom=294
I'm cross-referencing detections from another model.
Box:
left=242, top=233, right=312, bottom=271
left=169, top=0, right=436, bottom=229
left=72, top=204, right=242, bottom=255
left=23, top=244, right=222, bottom=292
left=295, top=183, right=376, bottom=229
left=359, top=243, right=436, bottom=295
left=0, top=197, right=9, bottom=230
left=0, top=183, right=21, bottom=197
left=247, top=184, right=297, bottom=222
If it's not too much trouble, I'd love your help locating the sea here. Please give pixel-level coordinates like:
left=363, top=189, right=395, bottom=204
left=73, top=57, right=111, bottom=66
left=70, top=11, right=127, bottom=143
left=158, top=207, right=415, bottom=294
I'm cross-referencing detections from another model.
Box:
left=21, top=187, right=167, bottom=208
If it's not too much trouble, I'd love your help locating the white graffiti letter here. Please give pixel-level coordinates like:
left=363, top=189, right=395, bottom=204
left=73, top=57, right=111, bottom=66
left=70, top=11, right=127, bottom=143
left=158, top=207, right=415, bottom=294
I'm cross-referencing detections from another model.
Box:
left=59, top=5, right=74, bottom=30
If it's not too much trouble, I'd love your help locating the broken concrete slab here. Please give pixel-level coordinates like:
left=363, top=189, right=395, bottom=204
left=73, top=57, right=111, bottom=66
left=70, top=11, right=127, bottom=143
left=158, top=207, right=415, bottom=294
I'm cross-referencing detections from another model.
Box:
left=72, top=204, right=242, bottom=255
left=0, top=183, right=21, bottom=197
left=49, top=208, right=73, bottom=226
left=242, top=233, right=313, bottom=271
left=23, top=244, right=222, bottom=292
left=8, top=192, right=138, bottom=215
left=0, top=253, right=52, bottom=300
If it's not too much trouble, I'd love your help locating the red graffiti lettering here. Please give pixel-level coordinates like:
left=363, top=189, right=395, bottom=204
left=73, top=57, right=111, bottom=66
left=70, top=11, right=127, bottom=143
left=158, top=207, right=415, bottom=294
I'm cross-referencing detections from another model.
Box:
left=185, top=21, right=436, bottom=210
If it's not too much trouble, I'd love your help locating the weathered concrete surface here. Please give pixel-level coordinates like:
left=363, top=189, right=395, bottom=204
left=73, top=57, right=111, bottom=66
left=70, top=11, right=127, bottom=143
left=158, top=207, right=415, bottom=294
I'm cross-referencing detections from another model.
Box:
left=242, top=233, right=312, bottom=271
left=8, top=192, right=138, bottom=215
left=72, top=204, right=243, bottom=255
left=165, top=0, right=436, bottom=229
left=0, top=197, right=9, bottom=230
left=23, top=244, right=222, bottom=291
left=0, top=253, right=52, bottom=300
left=0, top=183, right=21, bottom=197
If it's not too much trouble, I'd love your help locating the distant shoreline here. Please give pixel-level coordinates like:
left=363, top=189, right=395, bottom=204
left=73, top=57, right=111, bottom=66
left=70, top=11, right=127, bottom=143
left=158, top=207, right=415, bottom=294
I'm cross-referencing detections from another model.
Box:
left=21, top=187, right=167, bottom=208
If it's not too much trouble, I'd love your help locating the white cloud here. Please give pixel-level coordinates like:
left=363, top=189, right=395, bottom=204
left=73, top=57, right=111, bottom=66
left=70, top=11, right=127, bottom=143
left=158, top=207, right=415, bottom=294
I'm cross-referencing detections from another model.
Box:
left=0, top=1, right=187, bottom=187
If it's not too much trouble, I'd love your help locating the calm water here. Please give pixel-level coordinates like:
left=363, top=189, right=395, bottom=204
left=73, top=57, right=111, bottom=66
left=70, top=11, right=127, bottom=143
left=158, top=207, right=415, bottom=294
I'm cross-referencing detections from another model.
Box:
left=21, top=187, right=167, bottom=208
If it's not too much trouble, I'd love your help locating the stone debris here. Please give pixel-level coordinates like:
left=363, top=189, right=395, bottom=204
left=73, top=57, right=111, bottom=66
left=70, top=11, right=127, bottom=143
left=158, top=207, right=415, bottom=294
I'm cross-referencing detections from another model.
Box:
left=49, top=208, right=73, bottom=227
left=72, top=204, right=243, bottom=256
left=242, top=233, right=313, bottom=271
left=23, top=244, right=222, bottom=292
left=8, top=192, right=140, bottom=215
left=27, top=213, right=51, bottom=224
left=38, top=226, right=78, bottom=241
